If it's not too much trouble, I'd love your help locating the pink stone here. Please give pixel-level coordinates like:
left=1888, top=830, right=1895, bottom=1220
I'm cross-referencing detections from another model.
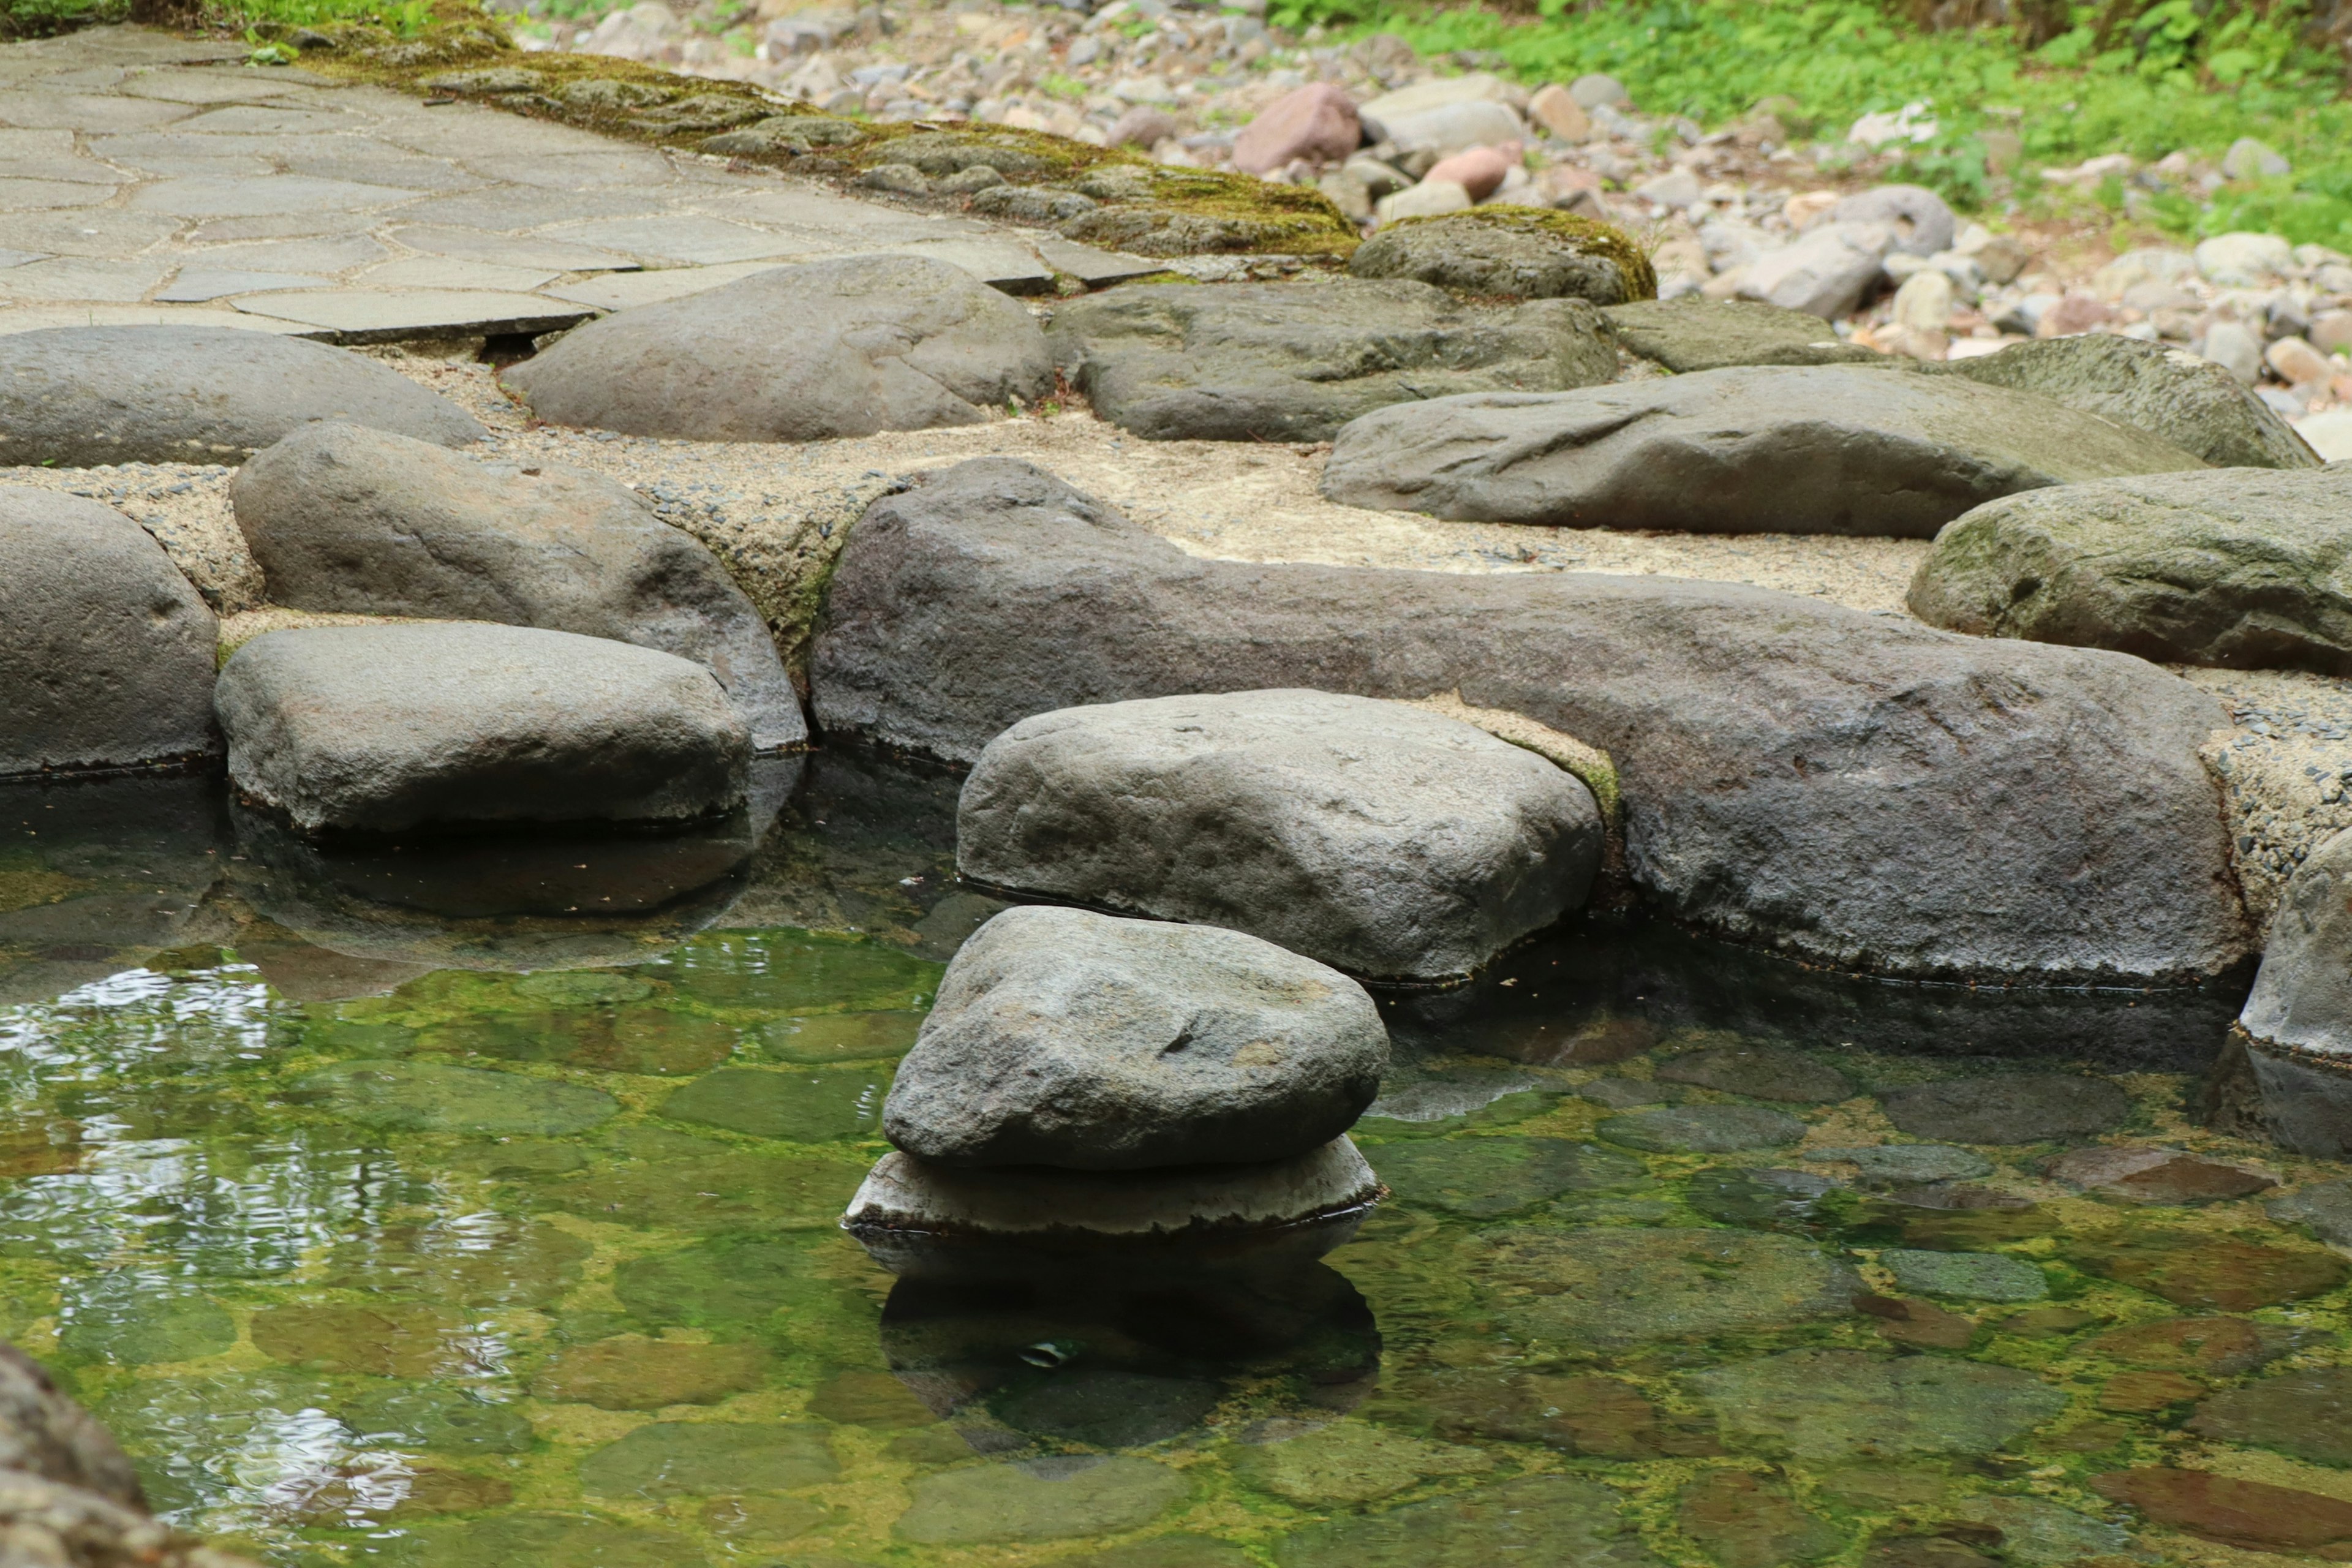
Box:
left=1232, top=83, right=1360, bottom=176
left=1422, top=140, right=1521, bottom=203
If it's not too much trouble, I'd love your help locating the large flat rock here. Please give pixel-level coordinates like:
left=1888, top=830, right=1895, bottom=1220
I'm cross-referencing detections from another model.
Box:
left=884, top=905, right=1387, bottom=1169
left=1320, top=365, right=2207, bottom=537
left=232, top=421, right=804, bottom=749
left=0, top=325, right=483, bottom=466
left=1046, top=280, right=1617, bottom=443
left=1942, top=333, right=2319, bottom=470
left=0, top=487, right=217, bottom=778
left=957, top=690, right=1602, bottom=979
left=1909, top=466, right=2352, bottom=674
left=809, top=458, right=2248, bottom=983
left=216, top=622, right=747, bottom=839
left=1601, top=298, right=1883, bottom=372
left=502, top=254, right=1054, bottom=442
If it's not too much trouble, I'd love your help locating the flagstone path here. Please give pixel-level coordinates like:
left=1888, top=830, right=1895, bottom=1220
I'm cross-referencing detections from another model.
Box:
left=0, top=23, right=1157, bottom=341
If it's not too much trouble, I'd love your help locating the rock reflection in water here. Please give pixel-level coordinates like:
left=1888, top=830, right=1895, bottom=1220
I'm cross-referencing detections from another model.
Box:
left=2202, top=1033, right=2352, bottom=1157
left=878, top=1251, right=1381, bottom=1453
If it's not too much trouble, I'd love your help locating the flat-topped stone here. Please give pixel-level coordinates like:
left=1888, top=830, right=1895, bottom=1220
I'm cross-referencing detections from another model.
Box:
left=884, top=905, right=1387, bottom=1169
left=1347, top=208, right=1656, bottom=304
left=232, top=421, right=803, bottom=750
left=1046, top=280, right=1617, bottom=443
left=1909, top=465, right=2352, bottom=674
left=503, top=253, right=1052, bottom=441
left=1602, top=297, right=1883, bottom=372
left=809, top=458, right=2247, bottom=984
left=216, top=622, right=747, bottom=838
left=0, top=486, right=217, bottom=778
left=1320, top=365, right=2207, bottom=537
left=0, top=325, right=483, bottom=466
left=957, top=690, right=1603, bottom=980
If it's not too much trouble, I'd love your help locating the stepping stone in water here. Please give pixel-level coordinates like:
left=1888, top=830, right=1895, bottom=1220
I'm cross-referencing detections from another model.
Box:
left=1813, top=1144, right=1991, bottom=1185
left=1319, top=365, right=2205, bottom=537
left=1942, top=331, right=2318, bottom=469
left=1877, top=1074, right=2130, bottom=1144
left=292, top=1059, right=617, bottom=1136
left=1276, top=1473, right=1663, bottom=1568
left=1370, top=1136, right=1647, bottom=1217
left=894, top=1456, right=1187, bottom=1544
left=884, top=906, right=1387, bottom=1170
left=957, top=690, right=1602, bottom=982
left=2042, top=1145, right=2275, bottom=1204
left=1909, top=467, right=2352, bottom=675
left=0, top=325, right=483, bottom=466
left=1046, top=279, right=1617, bottom=443
left=504, top=255, right=1052, bottom=442
left=1597, top=1104, right=1806, bottom=1153
left=2189, top=1366, right=2352, bottom=1465
left=1879, top=1247, right=2049, bottom=1302
left=1, top=488, right=217, bottom=778
left=232, top=422, right=802, bottom=748
left=1474, top=1227, right=1857, bottom=1350
left=216, top=624, right=748, bottom=839
left=1689, top=1349, right=2067, bottom=1461
left=578, top=1421, right=838, bottom=1497
left=1655, top=1042, right=1853, bottom=1103
left=1231, top=1420, right=1492, bottom=1507
left=530, top=1340, right=771, bottom=1410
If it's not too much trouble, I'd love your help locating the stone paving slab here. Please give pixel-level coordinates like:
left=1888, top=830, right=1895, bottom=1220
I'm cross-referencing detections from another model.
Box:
left=0, top=24, right=1158, bottom=341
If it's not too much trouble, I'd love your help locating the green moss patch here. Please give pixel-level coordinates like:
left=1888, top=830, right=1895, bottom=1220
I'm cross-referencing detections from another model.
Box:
left=1357, top=204, right=1657, bottom=301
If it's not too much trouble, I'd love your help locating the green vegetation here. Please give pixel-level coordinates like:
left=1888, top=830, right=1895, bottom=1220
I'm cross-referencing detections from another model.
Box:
left=1277, top=0, right=2352, bottom=240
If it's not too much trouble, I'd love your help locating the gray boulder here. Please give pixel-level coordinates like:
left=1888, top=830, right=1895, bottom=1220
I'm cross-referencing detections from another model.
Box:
left=1346, top=208, right=1656, bottom=304
left=1830, top=184, right=1956, bottom=257
left=2242, top=824, right=2352, bottom=1058
left=216, top=624, right=748, bottom=839
left=1737, top=221, right=1893, bottom=319
left=1319, top=366, right=2207, bottom=537
left=1602, top=298, right=1883, bottom=372
left=883, top=905, right=1389, bottom=1169
left=957, top=690, right=1602, bottom=980
left=809, top=458, right=2248, bottom=984
left=0, top=326, right=483, bottom=467
left=1909, top=466, right=2352, bottom=674
left=503, top=255, right=1053, bottom=442
left=1046, top=280, right=1617, bottom=443
left=0, top=488, right=217, bottom=779
left=1941, top=334, right=2319, bottom=470
left=232, top=423, right=804, bottom=750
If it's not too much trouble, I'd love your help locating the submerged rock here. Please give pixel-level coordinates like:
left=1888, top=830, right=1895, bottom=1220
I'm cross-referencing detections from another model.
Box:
left=883, top=906, right=1386, bottom=1169
left=233, top=423, right=803, bottom=750
left=1597, top=1104, right=1807, bottom=1153
left=2042, top=1145, right=2274, bottom=1204
left=1047, top=280, right=1617, bottom=442
left=895, top=1456, right=1187, bottom=1544
left=1370, top=1136, right=1645, bottom=1216
left=1232, top=1422, right=1491, bottom=1507
left=504, top=255, right=1052, bottom=442
left=957, top=690, right=1602, bottom=981
left=216, top=624, right=749, bottom=838
left=1, top=488, right=218, bottom=779
left=2064, top=1227, right=2348, bottom=1310
left=578, top=1422, right=837, bottom=1497
left=1319, top=366, right=2206, bottom=537
left=1276, top=1472, right=1663, bottom=1568
left=1689, top=1349, right=2067, bottom=1460
left=1877, top=1073, right=2130, bottom=1144
left=2092, top=1468, right=2352, bottom=1557
left=1909, top=466, right=2352, bottom=674
left=1654, top=1042, right=1853, bottom=1104
left=1474, top=1226, right=1857, bottom=1349
left=1879, top=1247, right=2048, bottom=1302
left=0, top=325, right=483, bottom=467
left=809, top=459, right=2247, bottom=984
left=1942, top=333, right=2318, bottom=469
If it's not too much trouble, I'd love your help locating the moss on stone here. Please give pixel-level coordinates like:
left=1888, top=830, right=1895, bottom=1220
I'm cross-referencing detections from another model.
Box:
left=1368, top=204, right=1656, bottom=301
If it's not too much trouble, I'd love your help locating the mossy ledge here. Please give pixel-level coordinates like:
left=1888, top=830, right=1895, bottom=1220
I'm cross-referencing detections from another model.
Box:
left=279, top=20, right=1357, bottom=259
left=1364, top=204, right=1659, bottom=302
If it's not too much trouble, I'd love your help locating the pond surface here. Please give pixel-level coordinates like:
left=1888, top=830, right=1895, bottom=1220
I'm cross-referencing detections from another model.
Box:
left=5, top=753, right=2352, bottom=1567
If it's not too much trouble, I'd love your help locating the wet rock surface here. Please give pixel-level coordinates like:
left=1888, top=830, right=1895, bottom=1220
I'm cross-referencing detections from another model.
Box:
left=1473, top=1227, right=1858, bottom=1349
left=1941, top=333, right=2319, bottom=469
left=1, top=487, right=218, bottom=780
left=1597, top=1104, right=1807, bottom=1152
left=503, top=255, right=1054, bottom=441
left=1045, top=281, right=1617, bottom=443
left=0, top=326, right=484, bottom=468
left=1319, top=366, right=2207, bottom=537
left=1690, top=1350, right=2068, bottom=1460
left=883, top=905, right=1386, bottom=1169
left=1276, top=1474, right=1662, bottom=1568
left=811, top=458, right=2248, bottom=984
left=216, top=623, right=750, bottom=838
left=231, top=423, right=803, bottom=750
left=956, top=690, right=1602, bottom=981
left=1877, top=1073, right=2132, bottom=1143
left=1909, top=465, right=2352, bottom=674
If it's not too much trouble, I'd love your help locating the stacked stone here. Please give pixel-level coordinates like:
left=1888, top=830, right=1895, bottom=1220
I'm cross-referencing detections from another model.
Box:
left=843, top=903, right=1390, bottom=1256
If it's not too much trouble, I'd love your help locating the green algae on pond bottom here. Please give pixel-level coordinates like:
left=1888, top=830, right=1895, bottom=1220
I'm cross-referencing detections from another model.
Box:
left=9, top=757, right=2352, bottom=1567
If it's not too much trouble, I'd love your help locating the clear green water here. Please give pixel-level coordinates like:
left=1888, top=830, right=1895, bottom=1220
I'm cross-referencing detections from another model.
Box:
left=4, top=753, right=2352, bottom=1567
